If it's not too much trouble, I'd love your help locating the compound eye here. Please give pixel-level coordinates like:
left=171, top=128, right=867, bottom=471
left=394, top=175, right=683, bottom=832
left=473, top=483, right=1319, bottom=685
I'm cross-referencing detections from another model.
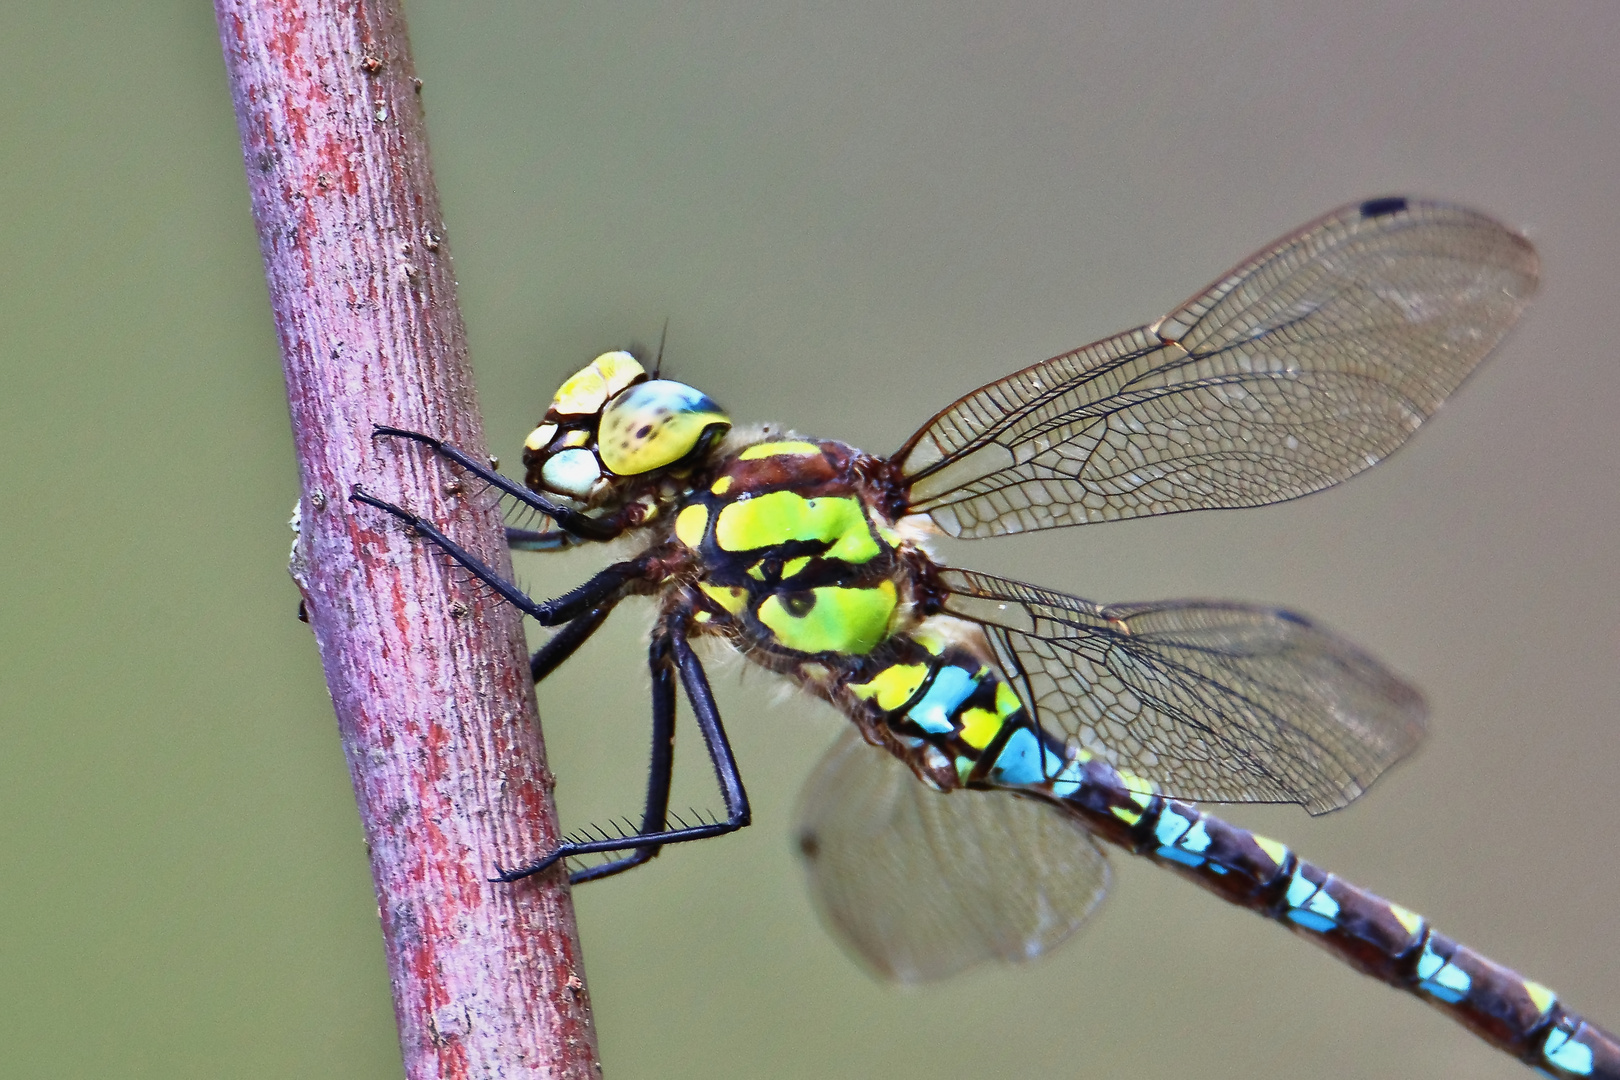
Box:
left=598, top=380, right=731, bottom=475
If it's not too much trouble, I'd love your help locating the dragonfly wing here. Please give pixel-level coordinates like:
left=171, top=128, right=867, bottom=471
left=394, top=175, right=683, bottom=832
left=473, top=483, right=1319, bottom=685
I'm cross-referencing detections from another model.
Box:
left=795, top=729, right=1110, bottom=983
left=939, top=567, right=1426, bottom=814
left=898, top=198, right=1538, bottom=538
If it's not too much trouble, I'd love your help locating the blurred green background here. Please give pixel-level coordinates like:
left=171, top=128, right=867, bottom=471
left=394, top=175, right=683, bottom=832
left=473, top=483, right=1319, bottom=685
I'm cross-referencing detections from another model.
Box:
left=3, top=2, right=1616, bottom=1077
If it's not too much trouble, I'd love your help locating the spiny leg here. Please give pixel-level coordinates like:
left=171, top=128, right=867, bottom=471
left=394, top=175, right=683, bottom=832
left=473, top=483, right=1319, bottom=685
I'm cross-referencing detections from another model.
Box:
left=506, top=526, right=581, bottom=552
left=562, top=631, right=680, bottom=885
left=351, top=485, right=748, bottom=881
left=371, top=425, right=622, bottom=542
left=530, top=603, right=616, bottom=683
left=495, top=613, right=751, bottom=882
left=672, top=626, right=750, bottom=830
left=351, top=487, right=642, bottom=627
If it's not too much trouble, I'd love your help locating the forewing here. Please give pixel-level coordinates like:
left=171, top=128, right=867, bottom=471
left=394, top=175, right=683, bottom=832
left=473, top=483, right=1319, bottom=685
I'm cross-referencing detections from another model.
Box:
left=938, top=568, right=1426, bottom=815
left=898, top=199, right=1538, bottom=537
left=796, top=729, right=1110, bottom=983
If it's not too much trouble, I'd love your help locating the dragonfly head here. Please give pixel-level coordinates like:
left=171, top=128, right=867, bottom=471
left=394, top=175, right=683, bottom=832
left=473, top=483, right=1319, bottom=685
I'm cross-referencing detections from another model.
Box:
left=521, top=351, right=732, bottom=505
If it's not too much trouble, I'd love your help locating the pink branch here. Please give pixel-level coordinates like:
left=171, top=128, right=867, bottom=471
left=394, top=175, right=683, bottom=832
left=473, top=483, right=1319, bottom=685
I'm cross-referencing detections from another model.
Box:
left=215, top=2, right=600, bottom=1075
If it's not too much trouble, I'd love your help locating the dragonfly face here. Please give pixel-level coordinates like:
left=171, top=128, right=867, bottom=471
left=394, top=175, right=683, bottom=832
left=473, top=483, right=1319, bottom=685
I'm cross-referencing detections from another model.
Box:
left=353, top=200, right=1620, bottom=1077
left=519, top=349, right=731, bottom=510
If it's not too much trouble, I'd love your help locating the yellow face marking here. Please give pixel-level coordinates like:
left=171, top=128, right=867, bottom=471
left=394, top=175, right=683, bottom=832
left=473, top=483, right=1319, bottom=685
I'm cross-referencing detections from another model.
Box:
left=549, top=352, right=646, bottom=417
left=711, top=475, right=733, bottom=495
left=551, top=366, right=608, bottom=416
left=699, top=583, right=749, bottom=615
left=958, top=707, right=1003, bottom=750
left=592, top=350, right=645, bottom=397
left=539, top=447, right=601, bottom=498
left=675, top=503, right=709, bottom=549
left=561, top=429, right=590, bottom=449
left=523, top=422, right=558, bottom=452
left=714, top=491, right=880, bottom=564
left=848, top=662, right=929, bottom=712
left=1252, top=834, right=1290, bottom=867
left=756, top=581, right=897, bottom=655
left=738, top=440, right=821, bottom=460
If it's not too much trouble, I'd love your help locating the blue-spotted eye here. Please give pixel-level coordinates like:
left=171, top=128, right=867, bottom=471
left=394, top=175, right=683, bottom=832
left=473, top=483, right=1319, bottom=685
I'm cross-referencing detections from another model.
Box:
left=597, top=380, right=731, bottom=475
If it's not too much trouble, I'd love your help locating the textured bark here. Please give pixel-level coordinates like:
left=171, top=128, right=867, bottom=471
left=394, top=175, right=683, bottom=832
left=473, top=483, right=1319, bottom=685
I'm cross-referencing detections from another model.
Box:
left=216, top=2, right=600, bottom=1076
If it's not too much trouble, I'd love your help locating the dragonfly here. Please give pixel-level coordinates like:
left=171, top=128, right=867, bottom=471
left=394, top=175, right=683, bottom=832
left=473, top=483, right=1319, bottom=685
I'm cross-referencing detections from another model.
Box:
left=352, top=197, right=1616, bottom=1078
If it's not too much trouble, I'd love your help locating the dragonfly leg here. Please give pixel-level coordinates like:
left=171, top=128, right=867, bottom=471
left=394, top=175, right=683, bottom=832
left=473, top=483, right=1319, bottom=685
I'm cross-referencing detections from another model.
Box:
left=496, top=613, right=751, bottom=883
left=529, top=603, right=616, bottom=683
left=506, top=525, right=581, bottom=552
left=371, top=425, right=622, bottom=542
left=562, top=631, right=679, bottom=885
left=351, top=486, right=643, bottom=626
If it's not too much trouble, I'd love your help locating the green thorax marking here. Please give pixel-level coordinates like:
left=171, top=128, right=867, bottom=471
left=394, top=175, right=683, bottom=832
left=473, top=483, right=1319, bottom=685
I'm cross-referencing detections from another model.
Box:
left=678, top=439, right=903, bottom=656
left=715, top=490, right=879, bottom=564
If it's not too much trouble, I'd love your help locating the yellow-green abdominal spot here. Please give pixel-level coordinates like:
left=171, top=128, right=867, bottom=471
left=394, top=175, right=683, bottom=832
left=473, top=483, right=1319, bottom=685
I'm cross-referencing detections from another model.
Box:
left=849, top=662, right=930, bottom=711
left=1116, top=770, right=1157, bottom=799
left=715, top=491, right=881, bottom=564
left=758, top=581, right=898, bottom=655
left=959, top=682, right=1025, bottom=750
left=1525, top=980, right=1557, bottom=1016
left=958, top=707, right=1002, bottom=750
left=1388, top=902, right=1425, bottom=937
left=1252, top=834, right=1291, bottom=868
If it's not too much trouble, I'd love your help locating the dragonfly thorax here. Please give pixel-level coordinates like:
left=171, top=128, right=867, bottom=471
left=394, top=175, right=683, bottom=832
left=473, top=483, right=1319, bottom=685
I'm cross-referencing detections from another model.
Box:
left=674, top=438, right=923, bottom=660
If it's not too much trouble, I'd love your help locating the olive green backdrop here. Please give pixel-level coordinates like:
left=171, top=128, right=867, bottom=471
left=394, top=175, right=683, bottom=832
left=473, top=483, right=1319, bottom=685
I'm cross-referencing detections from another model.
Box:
left=3, top=2, right=1616, bottom=1078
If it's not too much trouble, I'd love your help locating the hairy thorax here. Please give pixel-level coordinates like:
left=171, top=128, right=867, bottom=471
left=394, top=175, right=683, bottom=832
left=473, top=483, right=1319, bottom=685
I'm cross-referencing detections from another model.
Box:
left=670, top=437, right=921, bottom=659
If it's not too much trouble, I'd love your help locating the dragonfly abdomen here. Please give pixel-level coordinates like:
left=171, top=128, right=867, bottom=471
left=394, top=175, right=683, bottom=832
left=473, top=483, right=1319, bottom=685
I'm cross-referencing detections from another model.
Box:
left=1056, top=766, right=1617, bottom=1077
left=839, top=630, right=1616, bottom=1077
left=838, top=624, right=1058, bottom=789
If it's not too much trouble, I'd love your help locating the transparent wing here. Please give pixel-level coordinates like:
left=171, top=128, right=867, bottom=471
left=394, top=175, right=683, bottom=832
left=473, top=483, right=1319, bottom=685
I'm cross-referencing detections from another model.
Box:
left=796, top=729, right=1110, bottom=983
left=939, top=567, right=1426, bottom=815
left=898, top=198, right=1539, bottom=537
